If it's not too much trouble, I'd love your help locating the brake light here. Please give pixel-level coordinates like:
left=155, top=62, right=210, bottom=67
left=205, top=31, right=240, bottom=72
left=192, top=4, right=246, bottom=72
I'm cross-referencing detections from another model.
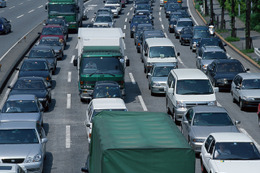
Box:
left=138, top=43, right=140, bottom=46
left=89, top=133, right=91, bottom=139
left=80, top=81, right=83, bottom=85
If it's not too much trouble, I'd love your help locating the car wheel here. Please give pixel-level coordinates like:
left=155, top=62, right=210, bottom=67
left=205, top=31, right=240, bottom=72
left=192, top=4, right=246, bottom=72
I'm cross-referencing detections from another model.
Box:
left=200, top=158, right=207, bottom=173
left=144, top=65, right=146, bottom=73
left=166, top=98, right=171, bottom=115
left=239, top=99, right=245, bottom=111
left=130, top=33, right=133, bottom=38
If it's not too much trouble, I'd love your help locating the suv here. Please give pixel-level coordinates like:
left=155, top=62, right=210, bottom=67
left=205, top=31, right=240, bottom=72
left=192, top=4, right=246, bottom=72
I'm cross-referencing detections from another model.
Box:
left=196, top=46, right=229, bottom=73
left=0, top=17, right=11, bottom=34
left=166, top=69, right=217, bottom=123
left=84, top=98, right=128, bottom=143
left=173, top=18, right=193, bottom=39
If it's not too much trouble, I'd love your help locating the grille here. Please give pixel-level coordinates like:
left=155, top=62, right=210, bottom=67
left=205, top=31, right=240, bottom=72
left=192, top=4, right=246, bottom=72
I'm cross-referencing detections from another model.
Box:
left=2, top=158, right=24, bottom=163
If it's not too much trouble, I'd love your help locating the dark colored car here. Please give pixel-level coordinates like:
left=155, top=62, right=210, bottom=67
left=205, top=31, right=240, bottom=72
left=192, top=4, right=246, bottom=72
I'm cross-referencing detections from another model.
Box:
left=92, top=81, right=122, bottom=99
left=206, top=59, right=249, bottom=90
left=28, top=45, right=57, bottom=74
left=139, top=29, right=165, bottom=53
left=196, top=37, right=226, bottom=54
left=190, top=26, right=210, bottom=52
left=39, top=25, right=66, bottom=47
left=165, top=3, right=182, bottom=18
left=37, top=37, right=64, bottom=59
left=0, top=17, right=11, bottom=34
left=134, top=23, right=153, bottom=46
left=8, top=77, right=52, bottom=110
left=179, top=27, right=192, bottom=45
left=17, top=59, right=52, bottom=85
left=134, top=10, right=153, bottom=21
left=45, top=18, right=69, bottom=39
left=134, top=3, right=152, bottom=14
left=129, top=15, right=152, bottom=38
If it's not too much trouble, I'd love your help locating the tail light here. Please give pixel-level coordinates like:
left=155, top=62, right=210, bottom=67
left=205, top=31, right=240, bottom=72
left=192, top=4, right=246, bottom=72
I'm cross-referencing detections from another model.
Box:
left=46, top=76, right=50, bottom=81
left=89, top=133, right=91, bottom=139
left=80, top=81, right=83, bottom=85
left=138, top=43, right=140, bottom=46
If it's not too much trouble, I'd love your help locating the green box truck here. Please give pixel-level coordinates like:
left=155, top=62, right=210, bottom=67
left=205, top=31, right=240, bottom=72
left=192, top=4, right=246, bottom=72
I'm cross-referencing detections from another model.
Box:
left=74, top=28, right=129, bottom=102
left=45, top=0, right=83, bottom=31
left=81, top=111, right=195, bottom=173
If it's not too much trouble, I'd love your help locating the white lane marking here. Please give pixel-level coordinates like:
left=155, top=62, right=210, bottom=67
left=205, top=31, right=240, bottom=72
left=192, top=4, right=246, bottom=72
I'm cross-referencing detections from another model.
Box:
left=159, top=12, right=161, bottom=16
left=239, top=128, right=260, bottom=150
left=177, top=56, right=188, bottom=68
left=187, top=0, right=198, bottom=25
left=159, top=17, right=162, bottom=22
left=68, top=72, right=72, bottom=83
left=161, top=24, right=164, bottom=29
left=130, top=7, right=133, bottom=11
left=164, top=32, right=168, bottom=38
left=160, top=7, right=162, bottom=10
left=28, top=9, right=35, bottom=13
left=19, top=3, right=24, bottom=5
left=17, top=14, right=24, bottom=18
left=75, top=43, right=78, bottom=49
left=138, top=95, right=148, bottom=111
left=129, top=73, right=136, bottom=84
left=125, top=18, right=127, bottom=22
left=38, top=5, right=43, bottom=8
left=67, top=94, right=71, bottom=109
left=65, top=125, right=71, bottom=148
left=9, top=6, right=15, bottom=9
left=88, top=4, right=97, bottom=6
left=124, top=25, right=126, bottom=30
left=127, top=12, right=130, bottom=16
left=70, top=55, right=75, bottom=63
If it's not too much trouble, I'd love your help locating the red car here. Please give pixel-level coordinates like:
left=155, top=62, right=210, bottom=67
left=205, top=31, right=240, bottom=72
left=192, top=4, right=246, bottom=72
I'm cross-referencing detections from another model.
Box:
left=39, top=25, right=66, bottom=48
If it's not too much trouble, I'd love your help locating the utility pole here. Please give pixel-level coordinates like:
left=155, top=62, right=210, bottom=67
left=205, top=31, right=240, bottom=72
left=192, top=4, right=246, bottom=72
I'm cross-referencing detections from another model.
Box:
left=246, top=0, right=251, bottom=49
left=231, top=0, right=236, bottom=37
left=204, top=0, right=209, bottom=16
left=220, top=0, right=226, bottom=29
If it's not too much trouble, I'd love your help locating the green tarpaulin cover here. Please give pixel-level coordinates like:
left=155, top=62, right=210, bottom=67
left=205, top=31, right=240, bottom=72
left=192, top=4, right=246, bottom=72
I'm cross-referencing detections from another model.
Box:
left=89, top=111, right=195, bottom=173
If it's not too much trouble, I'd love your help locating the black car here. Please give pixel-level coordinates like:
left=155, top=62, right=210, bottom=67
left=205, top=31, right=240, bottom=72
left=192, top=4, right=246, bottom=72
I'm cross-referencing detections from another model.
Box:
left=8, top=77, right=52, bottom=110
left=0, top=17, right=11, bottom=34
left=134, top=23, right=154, bottom=46
left=92, top=81, right=122, bottom=99
left=206, top=59, right=249, bottom=90
left=45, top=18, right=69, bottom=39
left=17, top=59, right=52, bottom=85
left=197, top=37, right=226, bottom=54
left=28, top=45, right=57, bottom=74
left=129, top=15, right=152, bottom=38
left=190, top=26, right=210, bottom=52
left=179, top=27, right=192, bottom=45
left=165, top=3, right=182, bottom=18
left=37, top=37, right=64, bottom=59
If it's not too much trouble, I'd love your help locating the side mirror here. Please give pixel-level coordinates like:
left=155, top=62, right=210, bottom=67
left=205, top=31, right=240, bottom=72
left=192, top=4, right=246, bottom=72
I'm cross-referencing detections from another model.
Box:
left=177, top=52, right=180, bottom=56
left=41, top=138, right=48, bottom=143
left=235, top=120, right=241, bottom=125
left=73, top=59, right=78, bottom=66
left=168, top=87, right=173, bottom=94
left=81, top=168, right=89, bottom=173
left=214, top=87, right=219, bottom=92
left=245, top=68, right=250, bottom=72
left=126, top=58, right=130, bottom=66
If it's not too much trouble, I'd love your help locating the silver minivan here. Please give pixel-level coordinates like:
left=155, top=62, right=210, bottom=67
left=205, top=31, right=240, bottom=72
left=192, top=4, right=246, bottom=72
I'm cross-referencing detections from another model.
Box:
left=141, top=38, right=179, bottom=74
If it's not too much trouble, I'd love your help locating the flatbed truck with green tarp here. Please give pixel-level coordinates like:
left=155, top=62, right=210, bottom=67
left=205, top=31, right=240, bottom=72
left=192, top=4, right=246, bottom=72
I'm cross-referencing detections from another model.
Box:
left=81, top=111, right=195, bottom=173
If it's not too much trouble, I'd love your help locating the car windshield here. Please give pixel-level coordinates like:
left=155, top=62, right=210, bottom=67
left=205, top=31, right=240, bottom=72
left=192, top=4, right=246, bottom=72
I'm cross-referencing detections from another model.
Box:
left=80, top=57, right=123, bottom=75
left=95, top=16, right=112, bottom=22
left=241, top=79, right=260, bottom=89
left=176, top=79, right=214, bottom=95
left=0, top=129, right=39, bottom=144
left=92, top=109, right=127, bottom=120
left=132, top=17, right=150, bottom=24
left=152, top=66, right=174, bottom=77
left=13, top=79, right=46, bottom=90
left=216, top=63, right=244, bottom=73
left=213, top=142, right=260, bottom=160
left=29, top=49, right=55, bottom=58
left=194, top=29, right=210, bottom=39
left=149, top=46, right=176, bottom=58
left=193, top=112, right=233, bottom=126
left=39, top=39, right=62, bottom=46
left=202, top=52, right=228, bottom=60
left=48, top=4, right=76, bottom=14
left=42, top=27, right=63, bottom=35
left=136, top=4, right=150, bottom=10
left=93, top=85, right=121, bottom=98
left=1, top=100, right=39, bottom=113
left=21, top=61, right=48, bottom=71
left=46, top=20, right=64, bottom=26
left=177, top=21, right=193, bottom=27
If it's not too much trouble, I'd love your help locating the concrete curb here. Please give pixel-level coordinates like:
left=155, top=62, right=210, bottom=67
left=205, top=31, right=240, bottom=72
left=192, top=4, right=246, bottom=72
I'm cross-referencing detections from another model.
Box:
left=192, top=0, right=260, bottom=69
left=0, top=22, right=43, bottom=94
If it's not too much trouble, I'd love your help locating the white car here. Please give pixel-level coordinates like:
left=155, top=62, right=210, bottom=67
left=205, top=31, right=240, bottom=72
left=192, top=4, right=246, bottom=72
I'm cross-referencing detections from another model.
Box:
left=200, top=132, right=260, bottom=173
left=84, top=98, right=128, bottom=143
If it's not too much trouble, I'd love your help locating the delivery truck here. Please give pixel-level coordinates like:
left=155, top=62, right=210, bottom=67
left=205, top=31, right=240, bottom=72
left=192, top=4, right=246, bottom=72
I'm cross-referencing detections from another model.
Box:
left=81, top=111, right=195, bottom=173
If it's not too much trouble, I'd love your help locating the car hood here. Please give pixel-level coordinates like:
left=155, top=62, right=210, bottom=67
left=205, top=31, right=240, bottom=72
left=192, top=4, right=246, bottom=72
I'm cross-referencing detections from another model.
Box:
left=0, top=144, right=41, bottom=158
left=19, top=71, right=49, bottom=78
left=10, top=89, right=47, bottom=99
left=240, top=89, right=260, bottom=98
left=176, top=26, right=184, bottom=32
left=201, top=59, right=214, bottom=66
left=212, top=160, right=260, bottom=173
left=215, top=72, right=239, bottom=80
left=0, top=113, right=40, bottom=122
left=191, top=126, right=239, bottom=139
left=151, top=77, right=168, bottom=83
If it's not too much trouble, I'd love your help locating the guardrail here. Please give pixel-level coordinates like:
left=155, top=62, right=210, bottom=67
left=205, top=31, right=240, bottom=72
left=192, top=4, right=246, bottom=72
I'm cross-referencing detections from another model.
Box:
left=0, top=22, right=43, bottom=94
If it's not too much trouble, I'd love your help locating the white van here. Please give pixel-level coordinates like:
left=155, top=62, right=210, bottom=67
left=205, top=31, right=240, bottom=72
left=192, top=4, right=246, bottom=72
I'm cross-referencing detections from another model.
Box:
left=84, top=98, right=128, bottom=143
left=166, top=69, right=218, bottom=123
left=141, top=38, right=179, bottom=74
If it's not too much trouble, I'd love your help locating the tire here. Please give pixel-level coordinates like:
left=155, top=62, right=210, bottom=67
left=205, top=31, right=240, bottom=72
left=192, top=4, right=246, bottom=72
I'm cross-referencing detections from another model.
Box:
left=130, top=32, right=133, bottom=38
left=137, top=49, right=140, bottom=53
left=144, top=65, right=146, bottom=73
left=200, top=158, right=207, bottom=173
left=239, top=99, right=245, bottom=111
left=166, top=98, right=171, bottom=115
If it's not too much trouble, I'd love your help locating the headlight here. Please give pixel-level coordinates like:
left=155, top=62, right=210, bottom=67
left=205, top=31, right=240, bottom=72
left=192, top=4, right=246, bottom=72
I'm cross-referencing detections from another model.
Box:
left=176, top=101, right=186, bottom=109
left=25, top=154, right=42, bottom=163
left=152, top=82, right=161, bottom=87
left=216, top=78, right=227, bottom=83
left=208, top=101, right=217, bottom=106
left=169, top=24, right=174, bottom=28
left=192, top=138, right=205, bottom=143
left=242, top=96, right=254, bottom=101
left=202, top=64, right=208, bottom=70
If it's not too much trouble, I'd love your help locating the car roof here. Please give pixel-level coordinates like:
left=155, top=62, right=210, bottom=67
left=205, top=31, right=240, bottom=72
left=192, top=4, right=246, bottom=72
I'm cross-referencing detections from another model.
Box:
left=0, top=121, right=37, bottom=129
left=18, top=76, right=45, bottom=81
left=172, top=69, right=209, bottom=80
left=91, top=98, right=127, bottom=110
left=191, top=106, right=227, bottom=113
left=210, top=132, right=252, bottom=143
left=145, top=37, right=174, bottom=47
left=238, top=73, right=260, bottom=79
left=7, top=94, right=37, bottom=101
left=143, top=30, right=164, bottom=37
left=153, top=62, right=177, bottom=67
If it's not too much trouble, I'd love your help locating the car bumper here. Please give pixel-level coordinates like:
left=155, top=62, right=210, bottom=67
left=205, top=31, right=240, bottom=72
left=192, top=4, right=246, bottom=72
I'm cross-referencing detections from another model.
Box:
left=174, top=108, right=187, bottom=121
left=241, top=99, right=260, bottom=108
left=190, top=142, right=203, bottom=153
left=151, top=86, right=166, bottom=94
left=20, top=161, right=43, bottom=173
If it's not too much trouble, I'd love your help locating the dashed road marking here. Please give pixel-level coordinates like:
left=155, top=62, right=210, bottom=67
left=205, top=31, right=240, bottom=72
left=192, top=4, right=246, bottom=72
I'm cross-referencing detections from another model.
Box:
left=38, top=5, right=43, bottom=8
left=70, top=55, right=75, bottom=63
left=75, top=43, right=78, bottom=49
left=161, top=24, right=164, bottom=29
left=177, top=56, right=188, bottom=68
left=138, top=95, right=148, bottom=111
left=68, top=72, right=72, bottom=83
left=67, top=94, right=71, bottom=109
left=19, top=3, right=24, bottom=5
left=66, top=125, right=71, bottom=148
left=28, top=9, right=35, bottom=13
left=125, top=18, right=127, bottom=22
left=159, top=17, right=162, bottom=22
left=129, top=73, right=136, bottom=84
left=9, top=6, right=15, bottom=9
left=124, top=25, right=126, bottom=30
left=130, top=7, right=133, bottom=11
left=127, top=12, right=130, bottom=16
left=17, top=14, right=24, bottom=18
left=159, top=12, right=161, bottom=16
